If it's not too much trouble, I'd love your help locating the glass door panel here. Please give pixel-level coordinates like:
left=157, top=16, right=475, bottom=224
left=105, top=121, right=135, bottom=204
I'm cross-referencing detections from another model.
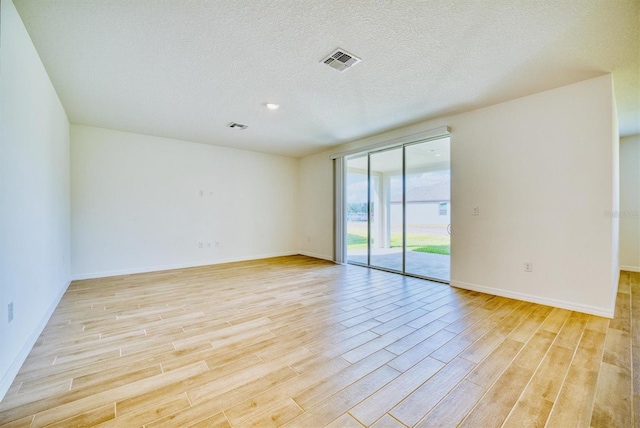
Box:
left=346, top=155, right=368, bottom=265
left=404, top=138, right=451, bottom=281
left=369, top=147, right=403, bottom=272
left=344, top=136, right=450, bottom=283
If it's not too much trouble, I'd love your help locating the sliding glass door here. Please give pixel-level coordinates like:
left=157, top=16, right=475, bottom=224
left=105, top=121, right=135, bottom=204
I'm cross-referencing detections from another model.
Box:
left=369, top=147, right=403, bottom=272
left=346, top=155, right=368, bottom=265
left=345, top=137, right=450, bottom=283
left=404, top=139, right=450, bottom=280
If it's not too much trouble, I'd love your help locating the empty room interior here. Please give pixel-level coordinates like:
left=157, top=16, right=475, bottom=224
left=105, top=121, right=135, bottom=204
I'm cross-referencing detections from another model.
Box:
left=1, top=0, right=640, bottom=427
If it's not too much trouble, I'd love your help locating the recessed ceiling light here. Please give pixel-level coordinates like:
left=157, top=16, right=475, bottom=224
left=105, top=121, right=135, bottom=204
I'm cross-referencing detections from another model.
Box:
left=266, top=103, right=279, bottom=110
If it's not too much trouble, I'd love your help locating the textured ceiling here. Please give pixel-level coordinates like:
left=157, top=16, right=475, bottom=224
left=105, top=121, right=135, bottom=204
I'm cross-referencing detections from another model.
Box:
left=14, top=0, right=640, bottom=157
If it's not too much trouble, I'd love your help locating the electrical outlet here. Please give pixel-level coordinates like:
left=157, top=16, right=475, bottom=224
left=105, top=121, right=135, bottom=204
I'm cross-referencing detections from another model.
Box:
left=472, top=206, right=479, bottom=216
left=215, top=241, right=219, bottom=247
left=524, top=262, right=533, bottom=272
left=198, top=242, right=204, bottom=248
left=8, top=302, right=14, bottom=323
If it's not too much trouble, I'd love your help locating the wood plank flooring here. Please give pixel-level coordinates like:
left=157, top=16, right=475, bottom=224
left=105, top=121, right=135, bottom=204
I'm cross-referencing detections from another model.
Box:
left=0, top=256, right=636, bottom=427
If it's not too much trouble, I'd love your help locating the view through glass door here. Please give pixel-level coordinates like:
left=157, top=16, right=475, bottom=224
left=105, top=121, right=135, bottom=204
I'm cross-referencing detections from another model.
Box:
left=369, top=147, right=403, bottom=272
left=346, top=154, right=368, bottom=266
left=345, top=137, right=450, bottom=283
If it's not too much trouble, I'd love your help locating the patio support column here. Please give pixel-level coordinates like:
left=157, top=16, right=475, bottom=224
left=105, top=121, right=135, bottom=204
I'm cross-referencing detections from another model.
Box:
left=372, top=173, right=383, bottom=249
left=382, top=174, right=391, bottom=249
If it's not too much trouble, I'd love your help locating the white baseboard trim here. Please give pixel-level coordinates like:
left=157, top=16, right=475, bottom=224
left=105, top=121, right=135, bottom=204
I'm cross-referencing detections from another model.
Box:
left=621, top=266, right=640, bottom=273
left=0, top=278, right=71, bottom=402
left=450, top=279, right=614, bottom=318
left=298, top=251, right=334, bottom=262
left=71, top=252, right=299, bottom=281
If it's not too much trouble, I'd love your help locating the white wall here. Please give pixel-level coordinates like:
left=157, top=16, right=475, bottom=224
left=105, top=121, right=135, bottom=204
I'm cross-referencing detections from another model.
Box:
left=620, top=134, right=640, bottom=271
left=299, top=75, right=619, bottom=317
left=71, top=125, right=299, bottom=278
left=0, top=0, right=71, bottom=398
left=297, top=151, right=334, bottom=260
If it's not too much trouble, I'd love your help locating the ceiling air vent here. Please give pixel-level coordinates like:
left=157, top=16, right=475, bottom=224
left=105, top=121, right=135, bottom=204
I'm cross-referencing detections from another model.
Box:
left=227, top=122, right=248, bottom=130
left=321, top=48, right=361, bottom=72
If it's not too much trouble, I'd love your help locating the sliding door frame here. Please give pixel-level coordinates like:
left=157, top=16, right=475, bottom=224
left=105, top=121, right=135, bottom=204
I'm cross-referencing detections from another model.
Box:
left=337, top=128, right=451, bottom=284
left=402, top=144, right=407, bottom=275
left=367, top=154, right=371, bottom=267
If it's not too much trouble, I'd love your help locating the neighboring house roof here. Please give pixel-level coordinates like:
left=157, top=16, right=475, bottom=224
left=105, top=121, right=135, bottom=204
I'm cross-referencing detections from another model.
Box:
left=390, top=182, right=450, bottom=203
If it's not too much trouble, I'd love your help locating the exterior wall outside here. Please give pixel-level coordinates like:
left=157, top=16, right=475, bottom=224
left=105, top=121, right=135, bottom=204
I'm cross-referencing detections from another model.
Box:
left=390, top=202, right=451, bottom=226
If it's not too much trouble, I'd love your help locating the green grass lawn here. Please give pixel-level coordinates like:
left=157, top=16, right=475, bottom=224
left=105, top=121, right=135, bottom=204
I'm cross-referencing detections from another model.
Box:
left=413, top=245, right=450, bottom=255
left=347, top=227, right=450, bottom=255
left=347, top=233, right=368, bottom=246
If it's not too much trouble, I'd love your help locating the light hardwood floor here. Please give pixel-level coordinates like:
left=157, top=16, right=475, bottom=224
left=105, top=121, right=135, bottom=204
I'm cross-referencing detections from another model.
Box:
left=0, top=256, right=636, bottom=427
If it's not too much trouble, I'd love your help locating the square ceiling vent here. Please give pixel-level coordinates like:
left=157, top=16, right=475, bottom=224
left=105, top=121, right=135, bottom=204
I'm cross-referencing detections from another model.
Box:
left=321, top=48, right=361, bottom=72
left=227, top=122, right=248, bottom=130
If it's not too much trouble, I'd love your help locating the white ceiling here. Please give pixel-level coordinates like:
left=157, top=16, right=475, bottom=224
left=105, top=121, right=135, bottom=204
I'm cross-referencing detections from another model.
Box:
left=14, top=0, right=640, bottom=158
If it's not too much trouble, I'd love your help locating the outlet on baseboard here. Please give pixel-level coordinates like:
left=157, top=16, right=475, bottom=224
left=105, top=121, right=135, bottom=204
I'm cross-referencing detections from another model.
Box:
left=8, top=302, right=14, bottom=323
